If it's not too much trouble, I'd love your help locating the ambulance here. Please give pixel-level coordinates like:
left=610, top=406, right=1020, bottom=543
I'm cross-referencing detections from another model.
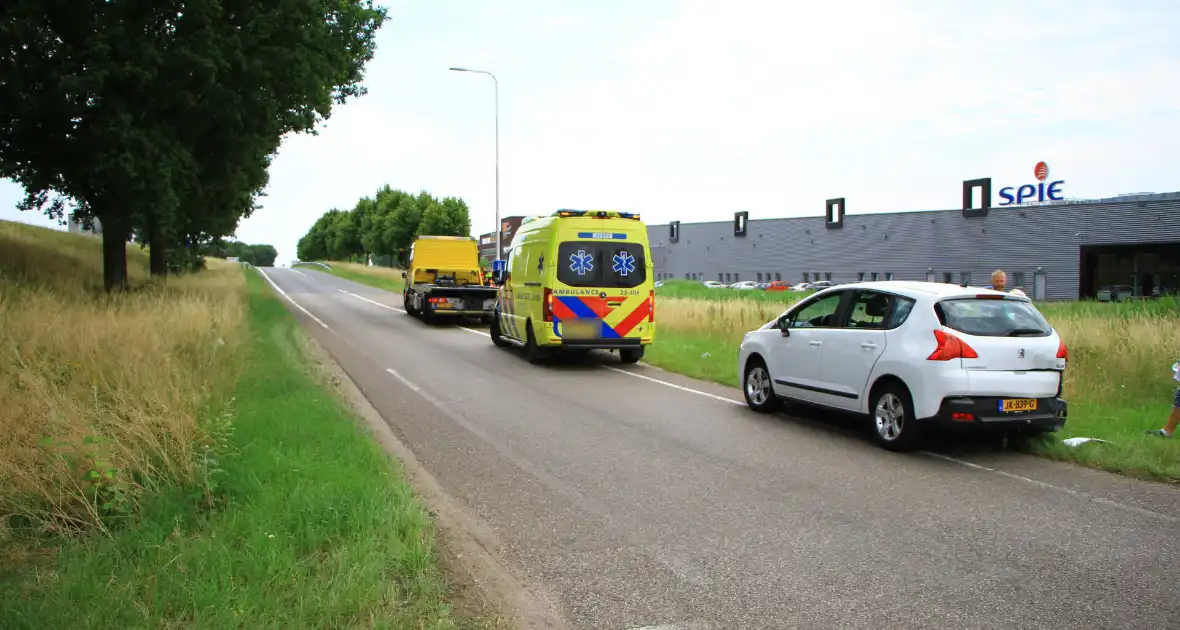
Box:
left=489, top=209, right=655, bottom=364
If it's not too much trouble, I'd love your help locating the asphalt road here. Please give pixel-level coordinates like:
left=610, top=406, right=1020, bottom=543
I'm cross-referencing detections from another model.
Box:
left=261, top=267, right=1180, bottom=630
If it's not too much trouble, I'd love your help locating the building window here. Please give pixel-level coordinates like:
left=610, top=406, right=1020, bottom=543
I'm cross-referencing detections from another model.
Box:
left=1012, top=271, right=1026, bottom=290
left=718, top=273, right=724, bottom=282
left=756, top=272, right=762, bottom=282
left=775, top=272, right=782, bottom=281
left=857, top=272, right=865, bottom=281
left=961, top=272, right=971, bottom=285
left=825, top=272, right=833, bottom=281
left=685, top=273, right=690, bottom=280
left=943, top=272, right=953, bottom=283
left=725, top=273, right=731, bottom=283
left=734, top=273, right=740, bottom=282
left=802, top=272, right=809, bottom=283
left=886, top=272, right=894, bottom=281
left=871, top=272, right=879, bottom=281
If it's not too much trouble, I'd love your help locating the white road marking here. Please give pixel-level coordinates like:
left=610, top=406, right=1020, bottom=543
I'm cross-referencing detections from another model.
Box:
left=337, top=287, right=406, bottom=313
left=292, top=268, right=309, bottom=277
left=458, top=326, right=490, bottom=337
left=921, top=451, right=1178, bottom=523
left=257, top=268, right=333, bottom=331
left=603, top=366, right=744, bottom=406
left=626, top=622, right=712, bottom=630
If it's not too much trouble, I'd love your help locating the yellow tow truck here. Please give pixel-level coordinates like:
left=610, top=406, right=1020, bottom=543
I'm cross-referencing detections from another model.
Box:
left=401, top=236, right=499, bottom=325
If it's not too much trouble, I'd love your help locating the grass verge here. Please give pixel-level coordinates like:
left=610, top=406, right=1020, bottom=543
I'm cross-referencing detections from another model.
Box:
left=1, top=231, right=468, bottom=626
left=646, top=284, right=1180, bottom=483
left=307, top=261, right=404, bottom=292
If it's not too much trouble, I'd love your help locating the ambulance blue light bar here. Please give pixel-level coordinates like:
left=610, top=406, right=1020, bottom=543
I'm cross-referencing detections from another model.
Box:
left=553, top=209, right=641, bottom=220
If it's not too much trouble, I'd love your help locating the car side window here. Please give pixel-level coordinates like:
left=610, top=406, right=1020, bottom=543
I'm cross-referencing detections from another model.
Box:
left=884, top=296, right=916, bottom=329
left=787, top=292, right=844, bottom=328
left=846, top=290, right=890, bottom=329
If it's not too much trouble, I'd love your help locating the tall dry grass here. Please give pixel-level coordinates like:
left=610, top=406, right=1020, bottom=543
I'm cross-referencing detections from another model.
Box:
left=654, top=295, right=1180, bottom=406
left=0, top=221, right=247, bottom=539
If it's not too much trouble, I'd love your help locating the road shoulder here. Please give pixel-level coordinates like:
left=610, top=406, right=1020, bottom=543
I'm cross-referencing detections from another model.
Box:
left=292, top=309, right=572, bottom=630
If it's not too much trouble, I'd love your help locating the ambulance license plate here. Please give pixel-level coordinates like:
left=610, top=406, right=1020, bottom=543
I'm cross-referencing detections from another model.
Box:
left=562, top=319, right=601, bottom=339
left=1000, top=398, right=1037, bottom=412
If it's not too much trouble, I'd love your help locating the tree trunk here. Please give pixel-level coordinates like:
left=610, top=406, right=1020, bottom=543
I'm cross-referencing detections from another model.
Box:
left=100, top=215, right=130, bottom=291
left=148, top=216, right=167, bottom=277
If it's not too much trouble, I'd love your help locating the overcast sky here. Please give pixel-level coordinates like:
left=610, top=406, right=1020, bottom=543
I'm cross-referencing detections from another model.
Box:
left=3, top=0, right=1178, bottom=265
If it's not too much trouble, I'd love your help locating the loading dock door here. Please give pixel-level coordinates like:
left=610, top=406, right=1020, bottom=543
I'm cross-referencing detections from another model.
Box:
left=1033, top=271, right=1047, bottom=301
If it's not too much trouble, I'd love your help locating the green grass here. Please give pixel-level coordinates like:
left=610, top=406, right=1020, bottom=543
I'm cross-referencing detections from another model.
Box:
left=656, top=279, right=806, bottom=305
left=0, top=270, right=469, bottom=628
left=303, top=262, right=404, bottom=293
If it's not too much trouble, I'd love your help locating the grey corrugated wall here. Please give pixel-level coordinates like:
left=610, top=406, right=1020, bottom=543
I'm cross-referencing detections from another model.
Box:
left=647, top=198, right=1180, bottom=301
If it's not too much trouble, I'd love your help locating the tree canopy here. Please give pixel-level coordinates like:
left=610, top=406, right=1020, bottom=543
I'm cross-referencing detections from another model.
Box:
left=0, top=0, right=388, bottom=289
left=296, top=186, right=472, bottom=265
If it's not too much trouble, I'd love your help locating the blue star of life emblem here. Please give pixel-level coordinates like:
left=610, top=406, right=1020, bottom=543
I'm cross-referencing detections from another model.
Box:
left=569, top=249, right=594, bottom=275
left=612, top=250, right=636, bottom=276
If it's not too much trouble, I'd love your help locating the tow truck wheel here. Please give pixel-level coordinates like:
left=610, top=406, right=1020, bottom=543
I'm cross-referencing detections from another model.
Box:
left=421, top=302, right=436, bottom=325
left=403, top=291, right=418, bottom=317
left=490, top=312, right=509, bottom=348
left=524, top=322, right=547, bottom=364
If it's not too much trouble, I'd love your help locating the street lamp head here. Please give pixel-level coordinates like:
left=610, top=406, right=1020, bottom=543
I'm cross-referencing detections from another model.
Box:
left=448, top=67, right=469, bottom=72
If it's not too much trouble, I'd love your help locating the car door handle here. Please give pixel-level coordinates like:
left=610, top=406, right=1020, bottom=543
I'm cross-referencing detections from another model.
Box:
left=808, top=340, right=823, bottom=346
left=861, top=342, right=878, bottom=349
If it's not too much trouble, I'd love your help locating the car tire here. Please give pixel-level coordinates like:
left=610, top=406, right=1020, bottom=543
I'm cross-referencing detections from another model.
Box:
left=869, top=383, right=921, bottom=452
left=619, top=347, right=644, bottom=364
left=743, top=358, right=780, bottom=413
left=524, top=321, right=547, bottom=364
left=421, top=303, right=436, bottom=325
left=490, top=312, right=509, bottom=348
left=404, top=291, right=418, bottom=317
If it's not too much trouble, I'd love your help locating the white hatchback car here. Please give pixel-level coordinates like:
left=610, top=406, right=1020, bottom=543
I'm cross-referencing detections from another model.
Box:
left=737, top=281, right=1069, bottom=451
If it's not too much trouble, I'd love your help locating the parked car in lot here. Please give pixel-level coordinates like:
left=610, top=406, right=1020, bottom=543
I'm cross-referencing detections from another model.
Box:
left=1096, top=284, right=1135, bottom=302
left=702, top=280, right=726, bottom=289
left=737, top=281, right=1069, bottom=451
left=765, top=281, right=792, bottom=292
left=730, top=280, right=761, bottom=290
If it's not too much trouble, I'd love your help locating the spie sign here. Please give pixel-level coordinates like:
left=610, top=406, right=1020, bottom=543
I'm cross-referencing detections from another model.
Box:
left=998, top=161, right=1065, bottom=205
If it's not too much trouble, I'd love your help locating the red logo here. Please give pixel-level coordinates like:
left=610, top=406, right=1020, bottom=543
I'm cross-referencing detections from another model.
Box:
left=1034, top=161, right=1049, bottom=182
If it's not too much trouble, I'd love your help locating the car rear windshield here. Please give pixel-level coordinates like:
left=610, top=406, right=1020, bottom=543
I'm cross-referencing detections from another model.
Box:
left=556, top=241, right=646, bottom=288
left=934, top=298, right=1052, bottom=337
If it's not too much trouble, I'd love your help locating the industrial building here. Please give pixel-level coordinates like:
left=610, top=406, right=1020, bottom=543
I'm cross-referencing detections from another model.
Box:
left=644, top=178, right=1180, bottom=301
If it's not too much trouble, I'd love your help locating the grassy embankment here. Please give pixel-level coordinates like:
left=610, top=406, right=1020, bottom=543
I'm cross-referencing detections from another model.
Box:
left=648, top=280, right=1180, bottom=482
left=0, top=221, right=476, bottom=628
left=301, top=260, right=405, bottom=292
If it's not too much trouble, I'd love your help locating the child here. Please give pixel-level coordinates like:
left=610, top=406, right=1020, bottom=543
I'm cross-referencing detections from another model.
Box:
left=1145, top=361, right=1180, bottom=438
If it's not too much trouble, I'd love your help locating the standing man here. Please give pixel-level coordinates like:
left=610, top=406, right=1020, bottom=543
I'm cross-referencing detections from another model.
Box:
left=989, top=269, right=1008, bottom=292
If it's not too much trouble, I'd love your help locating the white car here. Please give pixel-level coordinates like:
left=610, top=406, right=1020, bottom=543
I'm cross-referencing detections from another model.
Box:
left=730, top=281, right=760, bottom=290
left=702, top=281, right=726, bottom=289
left=737, top=281, right=1068, bottom=451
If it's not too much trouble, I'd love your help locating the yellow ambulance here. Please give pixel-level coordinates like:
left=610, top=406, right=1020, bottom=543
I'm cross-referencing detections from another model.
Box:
left=489, top=209, right=655, bottom=364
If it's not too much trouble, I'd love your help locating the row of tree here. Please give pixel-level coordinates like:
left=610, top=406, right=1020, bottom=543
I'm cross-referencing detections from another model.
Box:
left=0, top=1, right=388, bottom=289
left=210, top=241, right=279, bottom=267
left=296, top=186, right=473, bottom=266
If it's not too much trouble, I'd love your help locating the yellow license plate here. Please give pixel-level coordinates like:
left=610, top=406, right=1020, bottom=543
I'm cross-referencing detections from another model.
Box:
left=1001, top=398, right=1037, bottom=412
left=562, top=319, right=600, bottom=338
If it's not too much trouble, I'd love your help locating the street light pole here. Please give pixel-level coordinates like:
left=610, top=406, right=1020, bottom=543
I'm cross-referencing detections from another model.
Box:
left=449, top=67, right=501, bottom=261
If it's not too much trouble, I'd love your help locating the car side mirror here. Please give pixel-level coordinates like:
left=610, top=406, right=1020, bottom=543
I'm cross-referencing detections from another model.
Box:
left=492, top=270, right=506, bottom=285
left=778, top=317, right=790, bottom=336
left=401, top=271, right=407, bottom=278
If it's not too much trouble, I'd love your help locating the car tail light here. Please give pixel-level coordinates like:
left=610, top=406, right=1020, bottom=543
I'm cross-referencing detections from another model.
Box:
left=649, top=290, right=655, bottom=321
left=1056, top=338, right=1068, bottom=361
left=927, top=329, right=979, bottom=361
left=951, top=412, right=975, bottom=422
left=974, top=293, right=1007, bottom=299
left=542, top=287, right=553, bottom=322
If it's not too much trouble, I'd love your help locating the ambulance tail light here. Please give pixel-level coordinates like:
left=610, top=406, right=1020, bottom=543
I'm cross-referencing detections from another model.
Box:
left=649, top=290, right=655, bottom=321
left=542, top=287, right=554, bottom=322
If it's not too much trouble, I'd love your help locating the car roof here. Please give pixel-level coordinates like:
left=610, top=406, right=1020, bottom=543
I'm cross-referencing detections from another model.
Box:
left=813, top=280, right=1026, bottom=301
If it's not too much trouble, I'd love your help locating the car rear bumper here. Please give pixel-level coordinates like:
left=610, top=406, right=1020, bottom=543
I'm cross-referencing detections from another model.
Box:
left=547, top=338, right=647, bottom=350
left=921, top=395, right=1068, bottom=433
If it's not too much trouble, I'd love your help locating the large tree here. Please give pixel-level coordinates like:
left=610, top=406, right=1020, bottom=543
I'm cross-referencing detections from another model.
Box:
left=0, top=0, right=387, bottom=289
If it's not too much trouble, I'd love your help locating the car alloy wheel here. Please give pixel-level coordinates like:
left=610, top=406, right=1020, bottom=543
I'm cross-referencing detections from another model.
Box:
left=743, top=360, right=779, bottom=412
left=870, top=384, right=920, bottom=451
left=875, top=393, right=905, bottom=441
